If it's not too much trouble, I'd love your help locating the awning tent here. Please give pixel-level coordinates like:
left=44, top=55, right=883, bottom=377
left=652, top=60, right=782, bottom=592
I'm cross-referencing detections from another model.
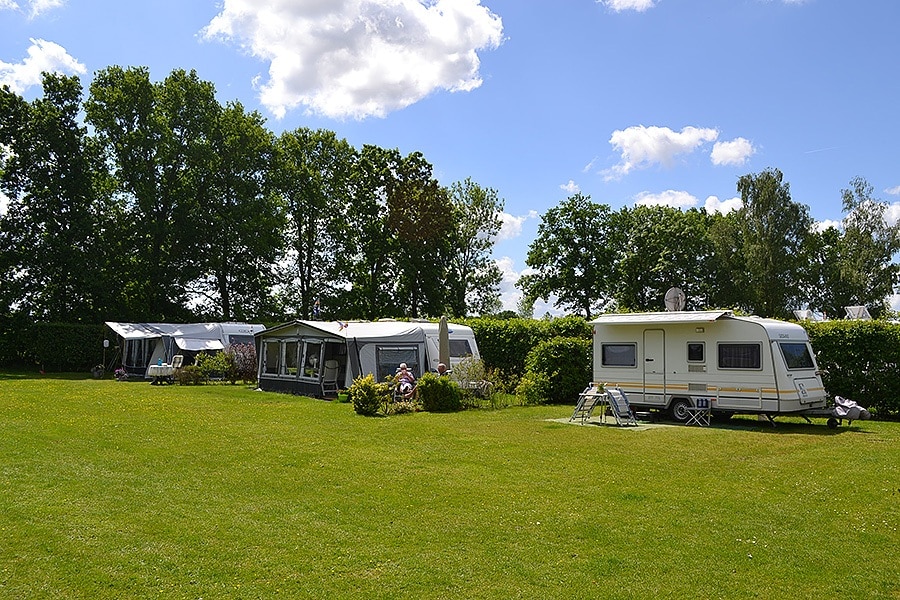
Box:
left=255, top=320, right=479, bottom=397
left=105, top=321, right=265, bottom=377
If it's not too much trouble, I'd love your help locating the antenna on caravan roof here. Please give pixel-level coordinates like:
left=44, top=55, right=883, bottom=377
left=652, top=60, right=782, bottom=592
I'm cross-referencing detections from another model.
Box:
left=844, top=305, right=872, bottom=320
left=664, top=287, right=686, bottom=312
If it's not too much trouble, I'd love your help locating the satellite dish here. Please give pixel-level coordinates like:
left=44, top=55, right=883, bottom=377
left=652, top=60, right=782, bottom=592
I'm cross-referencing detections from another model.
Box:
left=664, top=287, right=686, bottom=312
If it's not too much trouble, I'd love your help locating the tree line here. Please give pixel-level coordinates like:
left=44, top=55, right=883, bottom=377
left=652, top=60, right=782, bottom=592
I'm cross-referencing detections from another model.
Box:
left=3, top=68, right=898, bottom=330
left=0, top=68, right=504, bottom=327
left=519, top=171, right=900, bottom=320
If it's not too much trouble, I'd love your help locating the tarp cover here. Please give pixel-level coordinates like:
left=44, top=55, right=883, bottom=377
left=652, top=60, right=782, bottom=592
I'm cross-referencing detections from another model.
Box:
left=106, top=322, right=264, bottom=344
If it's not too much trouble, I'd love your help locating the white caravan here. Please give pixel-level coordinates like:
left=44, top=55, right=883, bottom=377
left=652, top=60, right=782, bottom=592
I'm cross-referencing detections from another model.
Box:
left=591, top=311, right=828, bottom=421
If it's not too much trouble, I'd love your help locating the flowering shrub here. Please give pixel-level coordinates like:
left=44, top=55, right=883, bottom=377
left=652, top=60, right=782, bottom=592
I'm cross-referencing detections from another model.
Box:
left=226, top=343, right=258, bottom=384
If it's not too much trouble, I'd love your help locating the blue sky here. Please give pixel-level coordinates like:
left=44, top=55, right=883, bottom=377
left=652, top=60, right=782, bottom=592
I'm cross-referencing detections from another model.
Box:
left=3, top=0, right=900, bottom=314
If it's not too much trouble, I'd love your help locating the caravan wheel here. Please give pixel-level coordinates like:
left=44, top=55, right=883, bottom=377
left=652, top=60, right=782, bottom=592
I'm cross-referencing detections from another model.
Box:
left=669, top=399, right=691, bottom=423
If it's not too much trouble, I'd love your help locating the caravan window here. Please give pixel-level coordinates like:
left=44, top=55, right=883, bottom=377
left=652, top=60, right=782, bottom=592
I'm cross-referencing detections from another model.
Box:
left=601, top=343, right=636, bottom=367
left=780, top=342, right=815, bottom=370
left=264, top=341, right=280, bottom=375
left=283, top=341, right=299, bottom=376
left=300, top=341, right=323, bottom=379
left=718, top=343, right=761, bottom=370
left=376, top=346, right=420, bottom=382
left=449, top=339, right=473, bottom=358
left=687, top=342, right=705, bottom=362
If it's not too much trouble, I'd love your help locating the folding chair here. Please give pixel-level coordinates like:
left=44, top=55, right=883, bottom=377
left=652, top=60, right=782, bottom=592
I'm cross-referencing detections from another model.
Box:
left=685, top=398, right=711, bottom=426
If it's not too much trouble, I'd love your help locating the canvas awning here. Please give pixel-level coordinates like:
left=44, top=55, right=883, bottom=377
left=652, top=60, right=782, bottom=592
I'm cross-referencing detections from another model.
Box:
left=174, top=338, right=225, bottom=351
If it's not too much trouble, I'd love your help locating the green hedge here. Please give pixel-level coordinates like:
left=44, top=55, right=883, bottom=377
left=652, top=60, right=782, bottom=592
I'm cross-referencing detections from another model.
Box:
left=25, top=322, right=107, bottom=372
left=523, top=336, right=593, bottom=405
left=804, top=320, right=900, bottom=417
left=464, top=316, right=591, bottom=381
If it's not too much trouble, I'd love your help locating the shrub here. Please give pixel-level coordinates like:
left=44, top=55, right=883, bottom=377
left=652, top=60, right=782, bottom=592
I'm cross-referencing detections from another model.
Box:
left=463, top=316, right=591, bottom=387
left=175, top=365, right=206, bottom=385
left=417, top=373, right=462, bottom=413
left=523, top=336, right=592, bottom=404
left=195, top=351, right=232, bottom=383
left=226, top=343, right=258, bottom=384
left=515, top=371, right=551, bottom=406
left=385, top=400, right=420, bottom=415
left=348, top=374, right=390, bottom=416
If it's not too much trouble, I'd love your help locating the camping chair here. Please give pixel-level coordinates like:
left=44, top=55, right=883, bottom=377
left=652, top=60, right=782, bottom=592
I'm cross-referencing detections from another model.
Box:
left=685, top=398, right=711, bottom=426
left=321, top=360, right=340, bottom=398
left=168, top=355, right=184, bottom=384
left=606, top=387, right=638, bottom=427
left=571, top=385, right=607, bottom=424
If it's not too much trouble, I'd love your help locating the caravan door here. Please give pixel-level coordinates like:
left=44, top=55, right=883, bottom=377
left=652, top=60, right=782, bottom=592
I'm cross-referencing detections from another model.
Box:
left=642, top=329, right=666, bottom=407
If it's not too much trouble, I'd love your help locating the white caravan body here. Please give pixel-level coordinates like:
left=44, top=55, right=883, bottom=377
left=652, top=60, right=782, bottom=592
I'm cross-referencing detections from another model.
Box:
left=591, top=311, right=827, bottom=420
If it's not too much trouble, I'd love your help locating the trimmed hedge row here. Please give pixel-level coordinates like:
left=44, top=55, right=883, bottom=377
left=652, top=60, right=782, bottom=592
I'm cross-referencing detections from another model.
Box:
left=4, top=322, right=108, bottom=372
left=462, top=316, right=592, bottom=381
left=805, top=320, right=900, bottom=417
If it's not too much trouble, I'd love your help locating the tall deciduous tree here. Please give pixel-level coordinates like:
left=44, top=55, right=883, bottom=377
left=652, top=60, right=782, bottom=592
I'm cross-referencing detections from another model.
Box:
left=736, top=168, right=811, bottom=318
left=190, top=102, right=284, bottom=321
left=518, top=194, right=618, bottom=318
left=387, top=151, right=454, bottom=318
left=613, top=205, right=716, bottom=311
left=85, top=67, right=216, bottom=320
left=272, top=128, right=356, bottom=319
left=446, top=178, right=503, bottom=317
left=835, top=176, right=900, bottom=316
left=0, top=74, right=115, bottom=322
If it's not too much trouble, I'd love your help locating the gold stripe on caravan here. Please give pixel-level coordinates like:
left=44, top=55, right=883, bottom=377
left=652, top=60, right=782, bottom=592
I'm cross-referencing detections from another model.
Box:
left=598, top=381, right=824, bottom=396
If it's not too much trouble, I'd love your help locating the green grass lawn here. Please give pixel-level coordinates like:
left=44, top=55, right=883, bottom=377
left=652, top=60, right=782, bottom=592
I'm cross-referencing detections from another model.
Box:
left=1, top=374, right=898, bottom=599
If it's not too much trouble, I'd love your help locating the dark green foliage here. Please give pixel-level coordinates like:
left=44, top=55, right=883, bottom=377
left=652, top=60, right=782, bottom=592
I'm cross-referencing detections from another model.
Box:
left=465, top=316, right=591, bottom=383
left=523, top=336, right=592, bottom=405
left=25, top=322, right=106, bottom=372
left=417, top=372, right=462, bottom=412
left=348, top=373, right=391, bottom=416
left=175, top=365, right=206, bottom=385
left=804, top=320, right=900, bottom=417
left=515, top=371, right=550, bottom=406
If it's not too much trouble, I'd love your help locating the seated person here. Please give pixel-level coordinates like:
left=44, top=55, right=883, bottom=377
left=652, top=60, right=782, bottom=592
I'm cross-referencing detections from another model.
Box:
left=397, top=363, right=416, bottom=398
left=436, top=362, right=450, bottom=376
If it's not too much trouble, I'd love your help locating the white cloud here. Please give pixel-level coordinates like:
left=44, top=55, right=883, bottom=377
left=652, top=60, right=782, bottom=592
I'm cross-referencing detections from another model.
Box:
left=634, top=189, right=699, bottom=209
left=884, top=185, right=900, bottom=196
left=885, top=204, right=900, bottom=228
left=495, top=256, right=524, bottom=312
left=604, top=125, right=718, bottom=180
left=497, top=210, right=538, bottom=241
left=704, top=195, right=742, bottom=214
left=0, top=0, right=64, bottom=17
left=29, top=0, right=64, bottom=17
left=711, top=137, right=756, bottom=166
left=560, top=180, right=580, bottom=194
left=0, top=38, right=85, bottom=93
left=203, top=0, right=503, bottom=120
left=600, top=0, right=658, bottom=12
left=812, top=219, right=842, bottom=233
